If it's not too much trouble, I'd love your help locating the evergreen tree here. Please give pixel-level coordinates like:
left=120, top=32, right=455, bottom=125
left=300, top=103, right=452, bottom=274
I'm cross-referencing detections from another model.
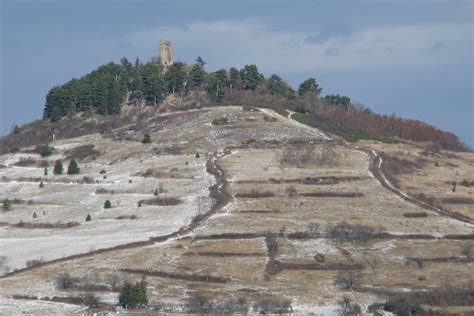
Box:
left=53, top=160, right=63, bottom=175
left=206, top=70, right=227, bottom=102
left=86, top=214, right=92, bottom=221
left=142, top=133, right=151, bottom=143
left=239, top=64, right=263, bottom=90
left=44, top=167, right=48, bottom=176
left=163, top=62, right=187, bottom=94
left=12, top=125, right=20, bottom=134
left=195, top=56, right=206, bottom=68
left=323, top=94, right=351, bottom=107
left=118, top=281, right=148, bottom=308
left=267, top=74, right=293, bottom=97
left=188, top=63, right=206, bottom=88
left=104, top=200, right=111, bottom=209
left=142, top=63, right=164, bottom=106
left=67, top=159, right=80, bottom=174
left=298, top=77, right=322, bottom=96
left=228, top=67, right=240, bottom=90
left=2, top=199, right=11, bottom=211
left=39, top=181, right=44, bottom=188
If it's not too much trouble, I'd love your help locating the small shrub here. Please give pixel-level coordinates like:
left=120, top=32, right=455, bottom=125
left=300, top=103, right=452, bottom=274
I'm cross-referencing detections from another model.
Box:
left=53, top=160, right=63, bottom=175
left=460, top=244, right=473, bottom=258
left=85, top=214, right=92, bottom=222
left=55, top=273, right=78, bottom=289
left=99, top=169, right=106, bottom=174
left=459, top=179, right=474, bottom=187
left=25, top=259, right=43, bottom=268
left=285, top=186, right=298, bottom=198
left=142, top=133, right=151, bottom=144
left=82, top=294, right=100, bottom=308
left=337, top=296, right=362, bottom=316
left=333, top=271, right=362, bottom=290
left=104, top=200, right=111, bottom=209
left=67, top=159, right=80, bottom=175
left=2, top=199, right=12, bottom=211
left=211, top=116, right=229, bottom=125
left=32, top=212, right=37, bottom=218
left=35, top=144, right=54, bottom=157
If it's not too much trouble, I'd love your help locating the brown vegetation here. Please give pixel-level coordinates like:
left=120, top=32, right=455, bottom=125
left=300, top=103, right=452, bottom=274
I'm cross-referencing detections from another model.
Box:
left=11, top=221, right=80, bottom=229
left=281, top=143, right=337, bottom=166
left=235, top=189, right=275, bottom=198
left=64, top=144, right=100, bottom=160
left=138, top=197, right=182, bottom=206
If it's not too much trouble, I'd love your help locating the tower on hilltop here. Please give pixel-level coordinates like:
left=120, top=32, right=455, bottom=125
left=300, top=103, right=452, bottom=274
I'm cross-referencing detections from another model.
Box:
left=159, top=39, right=173, bottom=67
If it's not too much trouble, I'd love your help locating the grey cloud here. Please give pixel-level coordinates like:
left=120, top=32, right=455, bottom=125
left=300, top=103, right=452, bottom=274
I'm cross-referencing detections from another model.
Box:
left=324, top=46, right=339, bottom=56
left=419, top=41, right=447, bottom=54
left=305, top=26, right=354, bottom=44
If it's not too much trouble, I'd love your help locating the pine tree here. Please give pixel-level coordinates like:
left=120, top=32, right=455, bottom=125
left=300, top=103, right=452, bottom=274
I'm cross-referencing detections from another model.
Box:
left=163, top=62, right=187, bottom=94
left=298, top=77, right=322, bottom=96
left=228, top=67, right=240, bottom=90
left=2, top=199, right=12, bottom=211
left=67, top=159, right=80, bottom=174
left=85, top=214, right=92, bottom=221
left=118, top=281, right=148, bottom=308
left=53, top=160, right=63, bottom=175
left=104, top=200, right=111, bottom=209
left=39, top=181, right=44, bottom=188
left=44, top=167, right=48, bottom=176
left=12, top=125, right=20, bottom=134
left=142, top=133, right=151, bottom=144
left=239, top=64, right=263, bottom=90
left=142, top=63, right=164, bottom=106
left=188, top=63, right=206, bottom=88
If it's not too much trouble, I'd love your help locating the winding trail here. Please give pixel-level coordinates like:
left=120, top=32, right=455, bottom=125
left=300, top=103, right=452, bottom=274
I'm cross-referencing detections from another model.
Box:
left=0, top=151, right=233, bottom=279
left=267, top=108, right=474, bottom=226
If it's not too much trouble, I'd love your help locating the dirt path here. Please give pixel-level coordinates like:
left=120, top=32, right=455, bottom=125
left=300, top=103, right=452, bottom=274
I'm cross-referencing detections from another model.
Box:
left=265, top=108, right=474, bottom=226
left=0, top=151, right=233, bottom=279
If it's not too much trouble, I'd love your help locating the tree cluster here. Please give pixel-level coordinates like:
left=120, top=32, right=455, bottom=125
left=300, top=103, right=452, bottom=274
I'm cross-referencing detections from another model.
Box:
left=42, top=57, right=307, bottom=120
left=40, top=55, right=468, bottom=151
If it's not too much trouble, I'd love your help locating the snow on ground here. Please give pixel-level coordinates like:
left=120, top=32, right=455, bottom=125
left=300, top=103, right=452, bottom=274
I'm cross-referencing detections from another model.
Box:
left=0, top=298, right=83, bottom=315
left=0, top=134, right=215, bottom=271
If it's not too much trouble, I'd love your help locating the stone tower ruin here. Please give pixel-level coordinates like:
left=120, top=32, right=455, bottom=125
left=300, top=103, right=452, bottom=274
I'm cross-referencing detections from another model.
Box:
left=159, top=39, right=173, bottom=67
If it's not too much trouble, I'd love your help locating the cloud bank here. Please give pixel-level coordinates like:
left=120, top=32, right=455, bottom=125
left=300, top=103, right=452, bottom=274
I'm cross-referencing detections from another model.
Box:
left=127, top=20, right=472, bottom=73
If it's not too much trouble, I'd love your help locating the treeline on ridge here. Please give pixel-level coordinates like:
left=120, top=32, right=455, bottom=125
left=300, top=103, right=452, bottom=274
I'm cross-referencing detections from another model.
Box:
left=40, top=56, right=467, bottom=151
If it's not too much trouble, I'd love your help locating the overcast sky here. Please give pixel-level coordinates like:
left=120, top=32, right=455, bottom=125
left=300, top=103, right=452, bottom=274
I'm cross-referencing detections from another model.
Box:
left=1, top=0, right=473, bottom=146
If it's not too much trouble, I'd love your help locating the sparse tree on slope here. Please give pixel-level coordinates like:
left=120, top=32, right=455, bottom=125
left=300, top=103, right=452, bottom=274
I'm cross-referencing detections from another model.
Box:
left=67, top=159, right=80, bottom=175
left=298, top=77, right=322, bottom=97
left=53, top=160, right=63, bottom=175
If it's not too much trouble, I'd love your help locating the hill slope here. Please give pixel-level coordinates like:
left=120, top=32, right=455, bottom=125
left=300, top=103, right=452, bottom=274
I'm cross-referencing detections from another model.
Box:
left=0, top=106, right=473, bottom=314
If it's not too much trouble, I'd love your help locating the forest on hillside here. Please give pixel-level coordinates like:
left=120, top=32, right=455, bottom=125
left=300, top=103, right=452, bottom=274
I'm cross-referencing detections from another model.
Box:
left=41, top=57, right=467, bottom=151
